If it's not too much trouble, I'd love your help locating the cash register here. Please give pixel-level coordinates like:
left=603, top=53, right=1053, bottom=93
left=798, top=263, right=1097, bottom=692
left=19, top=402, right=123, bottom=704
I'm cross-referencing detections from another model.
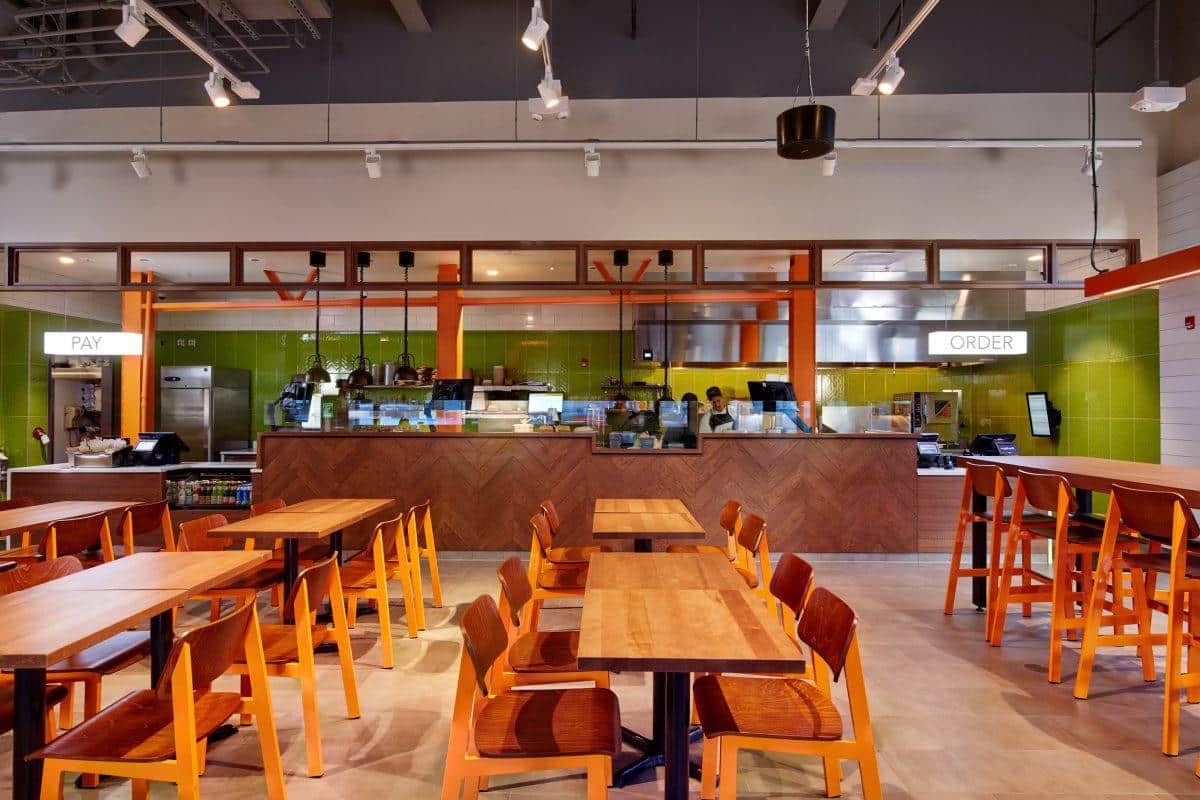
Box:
left=917, top=433, right=957, bottom=469
left=130, top=432, right=189, bottom=466
left=967, top=433, right=1019, bottom=456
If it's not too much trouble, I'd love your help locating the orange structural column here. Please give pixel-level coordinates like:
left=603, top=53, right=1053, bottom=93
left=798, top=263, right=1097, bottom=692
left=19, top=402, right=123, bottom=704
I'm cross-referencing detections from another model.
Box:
left=120, top=272, right=155, bottom=439
left=786, top=254, right=816, bottom=426
left=436, top=263, right=464, bottom=378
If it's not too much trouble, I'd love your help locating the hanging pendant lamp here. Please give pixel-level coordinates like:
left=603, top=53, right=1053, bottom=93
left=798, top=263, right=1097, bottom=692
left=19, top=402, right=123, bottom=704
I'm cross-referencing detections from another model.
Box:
left=612, top=249, right=630, bottom=401
left=658, top=249, right=673, bottom=401
left=777, top=0, right=836, bottom=160
left=395, top=250, right=420, bottom=383
left=304, top=250, right=331, bottom=385
left=348, top=251, right=373, bottom=392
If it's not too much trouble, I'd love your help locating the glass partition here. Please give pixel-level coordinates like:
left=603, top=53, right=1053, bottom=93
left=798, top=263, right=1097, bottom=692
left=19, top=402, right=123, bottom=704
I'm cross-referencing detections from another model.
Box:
left=470, top=248, right=577, bottom=283
left=820, top=247, right=928, bottom=283
left=585, top=248, right=694, bottom=284
left=13, top=248, right=118, bottom=285
left=242, top=249, right=346, bottom=284
left=130, top=250, right=232, bottom=284
left=939, top=247, right=1047, bottom=283
left=357, top=249, right=458, bottom=283
left=1054, top=244, right=1130, bottom=282
left=702, top=247, right=809, bottom=283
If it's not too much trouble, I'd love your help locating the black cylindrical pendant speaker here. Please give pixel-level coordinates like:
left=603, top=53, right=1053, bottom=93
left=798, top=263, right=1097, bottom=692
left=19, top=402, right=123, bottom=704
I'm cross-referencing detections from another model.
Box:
left=776, top=104, right=836, bottom=160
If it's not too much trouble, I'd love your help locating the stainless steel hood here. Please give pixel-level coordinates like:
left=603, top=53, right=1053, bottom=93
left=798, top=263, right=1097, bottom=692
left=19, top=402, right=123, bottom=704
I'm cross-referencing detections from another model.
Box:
left=635, top=289, right=1030, bottom=365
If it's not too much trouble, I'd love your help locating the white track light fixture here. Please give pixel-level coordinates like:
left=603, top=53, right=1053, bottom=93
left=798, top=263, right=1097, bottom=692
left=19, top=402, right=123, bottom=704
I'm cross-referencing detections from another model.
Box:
left=821, top=151, right=837, bottom=176
left=115, top=0, right=149, bottom=47
left=204, top=69, right=230, bottom=107
left=231, top=79, right=260, bottom=100
left=877, top=56, right=905, bottom=95
left=1081, top=145, right=1103, bottom=176
left=364, top=147, right=382, bottom=179
left=538, top=66, right=562, bottom=108
left=521, top=0, right=549, bottom=50
left=584, top=146, right=600, bottom=177
left=130, top=147, right=150, bottom=179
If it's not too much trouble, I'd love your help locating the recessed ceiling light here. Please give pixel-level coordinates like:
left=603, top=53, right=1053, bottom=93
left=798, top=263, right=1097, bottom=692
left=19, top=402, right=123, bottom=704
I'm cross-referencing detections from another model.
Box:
left=137, top=257, right=152, bottom=263
left=526, top=314, right=535, bottom=322
left=1027, top=254, right=1042, bottom=262
left=57, top=256, right=76, bottom=265
left=486, top=269, right=500, bottom=277
left=249, top=257, right=263, bottom=263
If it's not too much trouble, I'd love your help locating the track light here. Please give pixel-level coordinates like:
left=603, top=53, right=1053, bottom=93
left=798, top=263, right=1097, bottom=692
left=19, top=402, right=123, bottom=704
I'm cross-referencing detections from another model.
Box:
left=231, top=79, right=260, bottom=100
left=130, top=147, right=150, bottom=179
left=537, top=66, right=561, bottom=108
left=821, top=151, right=837, bottom=176
left=1081, top=145, right=1103, bottom=175
left=115, top=0, right=149, bottom=47
left=204, top=70, right=230, bottom=108
left=364, top=147, right=382, bottom=179
left=877, top=56, right=905, bottom=95
left=521, top=1, right=548, bottom=50
left=584, top=146, right=600, bottom=177
left=850, top=77, right=878, bottom=96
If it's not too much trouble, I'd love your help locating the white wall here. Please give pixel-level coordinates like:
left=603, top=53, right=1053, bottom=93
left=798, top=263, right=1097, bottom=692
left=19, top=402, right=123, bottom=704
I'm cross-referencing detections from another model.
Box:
left=1157, top=158, right=1200, bottom=467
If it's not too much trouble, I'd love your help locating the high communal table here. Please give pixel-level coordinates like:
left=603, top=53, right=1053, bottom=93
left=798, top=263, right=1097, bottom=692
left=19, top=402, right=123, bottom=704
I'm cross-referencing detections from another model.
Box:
left=592, top=498, right=706, bottom=553
left=959, top=455, right=1200, bottom=608
left=209, top=498, right=396, bottom=596
left=0, top=551, right=269, bottom=800
left=577, top=552, right=806, bottom=800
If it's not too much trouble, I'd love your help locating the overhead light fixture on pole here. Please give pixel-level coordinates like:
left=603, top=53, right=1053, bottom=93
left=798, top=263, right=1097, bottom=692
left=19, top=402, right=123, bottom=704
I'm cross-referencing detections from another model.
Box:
left=777, top=0, right=836, bottom=160
left=521, top=0, right=549, bottom=50
left=115, top=0, right=149, bottom=47
left=584, top=145, right=600, bottom=177
left=364, top=147, right=382, bottom=179
left=136, top=0, right=261, bottom=106
left=821, top=150, right=837, bottom=176
left=204, top=69, right=230, bottom=108
left=849, top=0, right=939, bottom=96
left=130, top=147, right=150, bottom=179
left=522, top=0, right=567, bottom=121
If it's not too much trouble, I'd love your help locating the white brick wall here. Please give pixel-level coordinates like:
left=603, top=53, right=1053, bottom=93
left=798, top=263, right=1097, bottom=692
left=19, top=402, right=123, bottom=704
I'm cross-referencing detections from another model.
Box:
left=1158, top=160, right=1200, bottom=467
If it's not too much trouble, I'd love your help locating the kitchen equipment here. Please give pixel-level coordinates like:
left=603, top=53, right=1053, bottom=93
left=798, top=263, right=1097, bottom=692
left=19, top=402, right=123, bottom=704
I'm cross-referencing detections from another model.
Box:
left=893, top=391, right=960, bottom=444
left=370, top=363, right=384, bottom=385
left=48, top=357, right=116, bottom=463
left=159, top=366, right=250, bottom=461
left=492, top=365, right=506, bottom=385
left=383, top=361, right=397, bottom=385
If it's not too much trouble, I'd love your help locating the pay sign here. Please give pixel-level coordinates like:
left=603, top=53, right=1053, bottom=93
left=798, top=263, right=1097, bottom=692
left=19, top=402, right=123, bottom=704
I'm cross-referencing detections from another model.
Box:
left=43, top=331, right=143, bottom=356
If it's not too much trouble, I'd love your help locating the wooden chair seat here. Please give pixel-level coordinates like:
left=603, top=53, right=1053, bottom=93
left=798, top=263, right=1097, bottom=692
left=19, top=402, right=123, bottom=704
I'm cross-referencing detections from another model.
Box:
left=546, top=545, right=610, bottom=565
left=1122, top=549, right=1200, bottom=578
left=473, top=687, right=621, bottom=758
left=537, top=566, right=588, bottom=591
left=1023, top=521, right=1132, bottom=545
left=734, top=565, right=759, bottom=589
left=338, top=558, right=378, bottom=590
left=0, top=680, right=68, bottom=735
left=31, top=689, right=242, bottom=762
left=0, top=544, right=42, bottom=562
left=508, top=630, right=582, bottom=674
left=694, top=674, right=842, bottom=741
left=47, top=631, right=151, bottom=675
left=250, top=623, right=331, bottom=664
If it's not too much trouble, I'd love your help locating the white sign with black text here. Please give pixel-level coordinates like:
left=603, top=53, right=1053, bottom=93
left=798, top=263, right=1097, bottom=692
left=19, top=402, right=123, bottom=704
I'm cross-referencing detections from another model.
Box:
left=43, top=331, right=143, bottom=356
left=928, top=330, right=1027, bottom=357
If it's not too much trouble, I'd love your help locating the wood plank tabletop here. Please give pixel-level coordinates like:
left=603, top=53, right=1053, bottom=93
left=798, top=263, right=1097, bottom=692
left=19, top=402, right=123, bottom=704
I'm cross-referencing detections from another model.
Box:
left=960, top=455, right=1200, bottom=507
left=577, top=552, right=807, bottom=674
left=591, top=511, right=705, bottom=539
left=34, top=551, right=270, bottom=594
left=0, top=588, right=184, bottom=668
left=273, top=498, right=397, bottom=520
left=0, top=500, right=140, bottom=537
left=595, top=498, right=690, bottom=515
left=209, top=511, right=356, bottom=540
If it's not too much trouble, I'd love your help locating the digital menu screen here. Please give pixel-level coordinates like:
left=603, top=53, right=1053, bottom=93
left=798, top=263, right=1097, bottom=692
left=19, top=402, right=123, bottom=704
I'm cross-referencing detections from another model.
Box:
left=1027, top=392, right=1052, bottom=437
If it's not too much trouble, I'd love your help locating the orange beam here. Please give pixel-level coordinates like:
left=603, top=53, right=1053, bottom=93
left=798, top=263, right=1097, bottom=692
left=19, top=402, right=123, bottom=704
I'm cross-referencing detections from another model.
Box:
left=591, top=261, right=615, bottom=282
left=293, top=267, right=319, bottom=302
left=262, top=270, right=293, bottom=301
left=787, top=254, right=815, bottom=427
left=120, top=271, right=155, bottom=439
left=630, top=259, right=652, bottom=283
left=436, top=263, right=464, bottom=378
left=1083, top=244, right=1200, bottom=297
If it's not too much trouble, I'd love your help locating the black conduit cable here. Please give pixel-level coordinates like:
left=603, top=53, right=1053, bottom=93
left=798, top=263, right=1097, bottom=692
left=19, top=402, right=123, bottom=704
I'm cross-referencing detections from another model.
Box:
left=1088, top=0, right=1105, bottom=274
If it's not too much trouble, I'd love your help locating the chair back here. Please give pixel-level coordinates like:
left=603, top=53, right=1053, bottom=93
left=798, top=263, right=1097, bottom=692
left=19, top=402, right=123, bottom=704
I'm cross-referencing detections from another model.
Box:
left=460, top=594, right=510, bottom=695
left=409, top=500, right=433, bottom=548
left=496, top=555, right=533, bottom=626
left=285, top=555, right=339, bottom=621
left=1111, top=484, right=1200, bottom=545
left=178, top=514, right=232, bottom=552
left=770, top=553, right=815, bottom=622
left=719, top=500, right=742, bottom=536
left=154, top=601, right=254, bottom=697
left=0, top=556, right=82, bottom=595
left=737, top=513, right=767, bottom=553
left=530, top=511, right=553, bottom=555
left=122, top=500, right=174, bottom=551
left=539, top=499, right=564, bottom=538
left=795, top=586, right=858, bottom=681
left=251, top=498, right=286, bottom=516
left=371, top=515, right=403, bottom=563
left=41, top=512, right=111, bottom=560
left=0, top=497, right=32, bottom=512
left=1015, top=469, right=1077, bottom=516
left=967, top=463, right=1012, bottom=499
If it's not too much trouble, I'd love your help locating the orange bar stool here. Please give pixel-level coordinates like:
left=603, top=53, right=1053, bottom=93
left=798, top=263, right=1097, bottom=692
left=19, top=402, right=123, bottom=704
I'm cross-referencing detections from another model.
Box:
left=526, top=511, right=589, bottom=631
left=1075, top=484, right=1200, bottom=762
left=441, top=594, right=619, bottom=800
left=667, top=499, right=744, bottom=561
left=539, top=499, right=612, bottom=564
left=731, top=514, right=777, bottom=618
left=943, top=463, right=1021, bottom=629
left=31, top=601, right=286, bottom=800
left=404, top=500, right=444, bottom=632
left=694, top=587, right=882, bottom=800
left=117, top=500, right=176, bottom=556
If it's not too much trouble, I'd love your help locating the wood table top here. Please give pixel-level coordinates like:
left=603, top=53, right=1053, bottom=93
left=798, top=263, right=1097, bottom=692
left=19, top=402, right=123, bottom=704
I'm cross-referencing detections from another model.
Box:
left=0, top=500, right=139, bottom=536
left=594, top=498, right=690, bottom=515
left=577, top=552, right=807, bottom=673
left=210, top=511, right=359, bottom=540
left=591, top=511, right=705, bottom=539
left=960, top=455, right=1200, bottom=507
left=0, top=588, right=183, bottom=668
left=274, top=498, right=397, bottom=519
left=34, top=551, right=270, bottom=594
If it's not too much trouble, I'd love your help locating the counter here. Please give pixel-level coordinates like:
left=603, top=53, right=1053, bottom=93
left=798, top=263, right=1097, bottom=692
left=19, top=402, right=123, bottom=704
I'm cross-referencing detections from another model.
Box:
left=256, top=431, right=921, bottom=552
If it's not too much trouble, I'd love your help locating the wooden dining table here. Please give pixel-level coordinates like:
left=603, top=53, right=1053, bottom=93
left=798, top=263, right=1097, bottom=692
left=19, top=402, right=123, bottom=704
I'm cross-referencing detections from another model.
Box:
left=0, top=551, right=269, bottom=800
left=0, top=500, right=139, bottom=547
left=592, top=498, right=705, bottom=552
left=209, top=498, right=395, bottom=595
left=578, top=551, right=806, bottom=799
left=959, top=455, right=1200, bottom=607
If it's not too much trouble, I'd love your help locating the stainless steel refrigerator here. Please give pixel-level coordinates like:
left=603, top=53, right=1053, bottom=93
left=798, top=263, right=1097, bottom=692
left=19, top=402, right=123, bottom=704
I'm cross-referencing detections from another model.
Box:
left=159, top=366, right=251, bottom=462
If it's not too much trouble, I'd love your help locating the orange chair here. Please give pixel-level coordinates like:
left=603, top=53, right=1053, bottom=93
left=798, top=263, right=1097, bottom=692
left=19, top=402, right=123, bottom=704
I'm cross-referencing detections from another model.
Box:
left=695, top=587, right=881, bottom=800
left=340, top=514, right=420, bottom=662
left=1075, top=484, right=1200, bottom=763
left=526, top=511, right=589, bottom=631
left=667, top=499, right=744, bottom=561
left=405, top=500, right=444, bottom=632
left=228, top=555, right=360, bottom=778
left=32, top=601, right=286, bottom=800
left=538, top=499, right=612, bottom=564
left=441, top=594, right=619, bottom=800
left=40, top=512, right=116, bottom=567
left=177, top=514, right=283, bottom=621
left=731, top=514, right=777, bottom=618
left=492, top=555, right=608, bottom=691
left=117, top=500, right=176, bottom=556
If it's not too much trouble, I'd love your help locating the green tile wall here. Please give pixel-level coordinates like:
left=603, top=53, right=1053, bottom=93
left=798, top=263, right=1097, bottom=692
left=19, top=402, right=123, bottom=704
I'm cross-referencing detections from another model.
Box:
left=0, top=305, right=118, bottom=470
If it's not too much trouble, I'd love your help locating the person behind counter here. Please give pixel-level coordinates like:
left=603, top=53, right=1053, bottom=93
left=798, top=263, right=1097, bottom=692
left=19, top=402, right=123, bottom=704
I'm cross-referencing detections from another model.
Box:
left=698, top=386, right=737, bottom=433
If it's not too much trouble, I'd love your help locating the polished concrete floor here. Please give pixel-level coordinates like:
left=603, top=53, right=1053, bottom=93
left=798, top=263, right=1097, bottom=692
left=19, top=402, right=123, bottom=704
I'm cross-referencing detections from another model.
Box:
left=4, top=556, right=1200, bottom=799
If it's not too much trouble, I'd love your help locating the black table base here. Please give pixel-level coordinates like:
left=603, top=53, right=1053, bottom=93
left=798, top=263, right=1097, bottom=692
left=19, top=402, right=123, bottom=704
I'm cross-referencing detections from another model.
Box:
left=633, top=537, right=653, bottom=553
left=613, top=672, right=699, bottom=800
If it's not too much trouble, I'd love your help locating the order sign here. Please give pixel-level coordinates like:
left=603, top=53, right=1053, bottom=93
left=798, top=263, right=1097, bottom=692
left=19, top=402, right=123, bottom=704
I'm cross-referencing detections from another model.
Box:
left=44, top=331, right=143, bottom=356
left=928, top=330, right=1027, bottom=356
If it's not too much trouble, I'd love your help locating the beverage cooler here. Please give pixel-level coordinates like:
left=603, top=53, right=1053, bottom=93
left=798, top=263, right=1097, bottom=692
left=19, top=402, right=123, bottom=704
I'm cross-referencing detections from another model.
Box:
left=164, top=465, right=254, bottom=511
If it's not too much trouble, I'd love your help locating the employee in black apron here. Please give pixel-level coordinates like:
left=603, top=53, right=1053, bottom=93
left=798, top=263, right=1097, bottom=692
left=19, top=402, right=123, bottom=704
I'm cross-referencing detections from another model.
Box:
left=698, top=386, right=737, bottom=433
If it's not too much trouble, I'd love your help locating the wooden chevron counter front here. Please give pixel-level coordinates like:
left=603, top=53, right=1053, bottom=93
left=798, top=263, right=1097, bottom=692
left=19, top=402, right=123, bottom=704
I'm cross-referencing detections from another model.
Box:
left=254, top=432, right=919, bottom=552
